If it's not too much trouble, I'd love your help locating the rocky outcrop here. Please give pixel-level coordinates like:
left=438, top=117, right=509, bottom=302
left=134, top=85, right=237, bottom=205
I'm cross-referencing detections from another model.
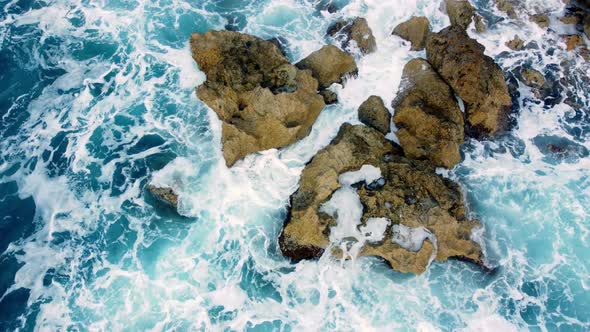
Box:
left=296, top=45, right=358, bottom=89
left=445, top=0, right=484, bottom=32
left=147, top=185, right=179, bottom=209
left=506, top=35, right=525, bottom=50
left=392, top=17, right=431, bottom=51
left=496, top=0, right=517, bottom=18
left=191, top=30, right=325, bottom=166
left=393, top=59, right=465, bottom=169
left=426, top=26, right=512, bottom=137
left=280, top=123, right=483, bottom=274
left=358, top=96, right=391, bottom=135
left=327, top=17, right=377, bottom=54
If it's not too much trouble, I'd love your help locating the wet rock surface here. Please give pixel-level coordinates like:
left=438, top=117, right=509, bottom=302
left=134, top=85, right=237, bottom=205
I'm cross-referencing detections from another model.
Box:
left=327, top=17, right=377, bottom=55
left=392, top=16, right=431, bottom=51
left=147, top=185, right=179, bottom=209
left=280, top=123, right=483, bottom=274
left=393, top=59, right=465, bottom=169
left=191, top=30, right=325, bottom=166
left=296, top=45, right=358, bottom=89
left=358, top=96, right=391, bottom=135
left=426, top=25, right=512, bottom=138
left=445, top=0, right=477, bottom=30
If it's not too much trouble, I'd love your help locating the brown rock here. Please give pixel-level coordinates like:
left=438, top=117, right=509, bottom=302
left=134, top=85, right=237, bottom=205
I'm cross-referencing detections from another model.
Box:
left=445, top=0, right=476, bottom=30
left=191, top=31, right=325, bottom=166
left=393, top=59, right=465, bottom=169
left=497, top=0, right=517, bottom=18
left=320, top=90, right=338, bottom=105
left=147, top=185, right=179, bottom=208
left=474, top=14, right=487, bottom=33
left=392, top=17, right=431, bottom=51
left=520, top=68, right=545, bottom=88
left=506, top=35, right=525, bottom=50
left=426, top=25, right=512, bottom=137
left=280, top=123, right=483, bottom=274
left=296, top=45, right=358, bottom=89
left=358, top=96, right=391, bottom=135
left=327, top=17, right=377, bottom=54
left=562, top=34, right=586, bottom=50
left=530, top=14, right=550, bottom=29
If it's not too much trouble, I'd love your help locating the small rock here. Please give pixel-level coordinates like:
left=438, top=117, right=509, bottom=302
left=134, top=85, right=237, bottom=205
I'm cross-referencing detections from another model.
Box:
left=358, top=96, right=391, bottom=135
left=530, top=14, right=550, bottom=29
left=562, top=34, right=586, bottom=51
left=327, top=17, right=377, bottom=55
left=520, top=68, right=545, bottom=88
left=506, top=35, right=525, bottom=50
left=392, top=59, right=465, bottom=169
left=320, top=90, right=338, bottom=105
left=474, top=14, right=487, bottom=33
left=296, top=45, right=358, bottom=89
left=392, top=16, right=431, bottom=51
left=147, top=185, right=179, bottom=209
left=497, top=0, right=518, bottom=19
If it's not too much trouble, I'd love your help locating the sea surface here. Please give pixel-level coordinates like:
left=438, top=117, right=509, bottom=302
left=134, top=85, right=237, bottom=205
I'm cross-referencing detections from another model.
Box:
left=1, top=0, right=589, bottom=331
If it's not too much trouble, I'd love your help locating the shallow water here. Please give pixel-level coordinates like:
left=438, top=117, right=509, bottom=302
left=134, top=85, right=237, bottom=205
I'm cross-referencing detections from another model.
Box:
left=0, top=0, right=589, bottom=331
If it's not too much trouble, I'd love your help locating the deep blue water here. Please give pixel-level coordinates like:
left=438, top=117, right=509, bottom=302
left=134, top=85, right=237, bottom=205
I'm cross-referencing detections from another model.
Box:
left=0, top=0, right=589, bottom=331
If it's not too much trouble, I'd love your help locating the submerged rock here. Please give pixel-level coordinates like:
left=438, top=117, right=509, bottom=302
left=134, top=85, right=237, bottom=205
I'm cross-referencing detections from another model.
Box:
left=392, top=16, right=431, bottom=51
left=393, top=59, right=465, bottom=169
left=426, top=25, right=512, bottom=137
left=506, top=35, right=525, bottom=51
left=533, top=135, right=589, bottom=164
left=280, top=123, right=484, bottom=274
left=520, top=68, right=545, bottom=89
left=191, top=30, right=325, bottom=166
left=358, top=96, right=391, bottom=135
left=320, top=89, right=338, bottom=105
left=147, top=185, right=179, bottom=209
left=296, top=45, right=358, bottom=89
left=327, top=17, right=377, bottom=54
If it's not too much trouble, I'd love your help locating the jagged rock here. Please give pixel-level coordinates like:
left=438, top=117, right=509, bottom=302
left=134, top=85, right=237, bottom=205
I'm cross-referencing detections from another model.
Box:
left=392, top=17, right=431, bottom=51
left=296, top=45, right=358, bottom=89
left=358, top=96, right=391, bottom=135
left=393, top=59, right=465, bottom=169
left=562, top=34, right=586, bottom=51
left=426, top=25, right=512, bottom=137
left=327, top=17, right=377, bottom=54
left=445, top=0, right=476, bottom=30
left=506, top=35, right=525, bottom=50
left=530, top=14, right=550, bottom=28
left=496, top=0, right=517, bottom=18
left=320, top=90, right=338, bottom=104
left=191, top=30, right=325, bottom=166
left=280, top=123, right=483, bottom=274
left=147, top=185, right=178, bottom=209
left=520, top=68, right=545, bottom=88
left=474, top=14, right=487, bottom=33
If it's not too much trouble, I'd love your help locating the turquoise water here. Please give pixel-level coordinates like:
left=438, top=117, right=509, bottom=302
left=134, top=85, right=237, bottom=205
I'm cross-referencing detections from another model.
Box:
left=0, top=0, right=589, bottom=330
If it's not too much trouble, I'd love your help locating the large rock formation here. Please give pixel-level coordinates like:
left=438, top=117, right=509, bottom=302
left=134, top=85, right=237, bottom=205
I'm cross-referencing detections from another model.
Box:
left=296, top=45, right=358, bottom=89
left=191, top=30, right=325, bottom=166
left=280, top=123, right=484, bottom=274
left=358, top=96, right=391, bottom=135
left=327, top=17, right=377, bottom=54
left=393, top=59, right=465, bottom=169
left=392, top=17, right=431, bottom=51
left=426, top=25, right=512, bottom=137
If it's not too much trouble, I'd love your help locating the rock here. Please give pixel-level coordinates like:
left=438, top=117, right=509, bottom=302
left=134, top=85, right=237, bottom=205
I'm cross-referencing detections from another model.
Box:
left=530, top=14, right=550, bottom=29
left=584, top=15, right=590, bottom=39
left=327, top=17, right=377, bottom=54
left=426, top=25, right=512, bottom=137
left=320, top=90, right=338, bottom=104
left=496, top=0, right=518, bottom=19
left=191, top=30, right=325, bottom=167
left=474, top=14, right=487, bottom=33
left=562, top=34, right=586, bottom=50
left=393, top=59, right=465, bottom=169
left=506, top=35, right=525, bottom=50
left=520, top=68, right=545, bottom=88
left=280, top=123, right=483, bottom=274
left=358, top=96, right=391, bottom=135
left=533, top=135, right=589, bottom=164
left=147, top=185, right=178, bottom=209
left=445, top=0, right=476, bottom=30
left=296, top=45, right=358, bottom=89
left=392, top=17, right=431, bottom=51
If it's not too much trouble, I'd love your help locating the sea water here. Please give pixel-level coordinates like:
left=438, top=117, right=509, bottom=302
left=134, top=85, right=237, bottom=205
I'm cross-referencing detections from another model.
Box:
left=0, top=0, right=589, bottom=331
